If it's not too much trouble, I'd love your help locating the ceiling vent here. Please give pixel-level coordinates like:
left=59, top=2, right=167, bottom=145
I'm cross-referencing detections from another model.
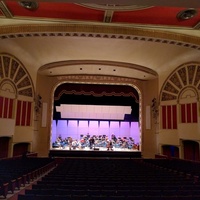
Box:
left=177, top=8, right=197, bottom=20
left=18, top=1, right=38, bottom=10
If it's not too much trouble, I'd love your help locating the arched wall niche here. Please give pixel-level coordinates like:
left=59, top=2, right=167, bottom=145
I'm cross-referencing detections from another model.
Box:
left=13, top=142, right=30, bottom=157
left=161, top=144, right=179, bottom=158
left=0, top=54, right=35, bottom=157
left=159, top=63, right=200, bottom=159
left=182, top=140, right=200, bottom=161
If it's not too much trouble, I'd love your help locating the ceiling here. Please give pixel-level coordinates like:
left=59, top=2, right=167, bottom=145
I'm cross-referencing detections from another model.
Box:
left=0, top=0, right=200, bottom=81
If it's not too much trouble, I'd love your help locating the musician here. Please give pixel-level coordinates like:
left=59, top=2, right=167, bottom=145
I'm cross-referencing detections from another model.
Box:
left=89, top=137, right=95, bottom=149
left=107, top=140, right=113, bottom=151
left=111, top=134, right=117, bottom=142
left=72, top=140, right=78, bottom=149
left=68, top=137, right=72, bottom=150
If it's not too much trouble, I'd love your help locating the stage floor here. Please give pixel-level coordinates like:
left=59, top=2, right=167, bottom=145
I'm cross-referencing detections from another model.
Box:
left=49, top=147, right=142, bottom=158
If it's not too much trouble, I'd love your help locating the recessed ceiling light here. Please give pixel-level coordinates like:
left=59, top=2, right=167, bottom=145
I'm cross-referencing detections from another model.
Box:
left=18, top=1, right=39, bottom=10
left=177, top=8, right=197, bottom=20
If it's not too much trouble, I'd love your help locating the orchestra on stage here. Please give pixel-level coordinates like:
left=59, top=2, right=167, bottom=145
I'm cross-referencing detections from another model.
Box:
left=52, top=133, right=139, bottom=151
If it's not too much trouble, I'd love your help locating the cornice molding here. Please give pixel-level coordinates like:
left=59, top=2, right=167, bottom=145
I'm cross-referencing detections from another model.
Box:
left=0, top=24, right=199, bottom=50
left=56, top=74, right=139, bottom=85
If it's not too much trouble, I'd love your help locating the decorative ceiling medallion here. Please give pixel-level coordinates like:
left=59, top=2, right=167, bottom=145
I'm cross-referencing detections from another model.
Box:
left=177, top=8, right=197, bottom=20
left=78, top=4, right=152, bottom=11
left=18, top=1, right=38, bottom=10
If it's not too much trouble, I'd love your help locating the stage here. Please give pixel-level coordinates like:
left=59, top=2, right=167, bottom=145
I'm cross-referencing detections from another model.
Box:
left=49, top=147, right=142, bottom=158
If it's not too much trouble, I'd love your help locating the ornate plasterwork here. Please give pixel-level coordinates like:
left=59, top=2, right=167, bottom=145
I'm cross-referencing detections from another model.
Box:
left=187, top=65, right=196, bottom=84
left=169, top=73, right=182, bottom=90
left=57, top=74, right=138, bottom=85
left=0, top=54, right=33, bottom=97
left=78, top=4, right=152, bottom=11
left=0, top=24, right=200, bottom=51
left=163, top=82, right=179, bottom=94
left=177, top=67, right=187, bottom=86
left=194, top=66, right=200, bottom=86
left=161, top=63, right=200, bottom=101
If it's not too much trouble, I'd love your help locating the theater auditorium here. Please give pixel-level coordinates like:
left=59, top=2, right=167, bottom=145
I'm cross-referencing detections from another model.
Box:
left=1, top=0, right=200, bottom=199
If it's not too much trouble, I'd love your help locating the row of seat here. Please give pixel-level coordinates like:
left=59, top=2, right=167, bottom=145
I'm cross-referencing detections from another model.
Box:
left=17, top=194, right=200, bottom=200
left=142, top=158, right=200, bottom=178
left=18, top=158, right=200, bottom=200
left=17, top=158, right=200, bottom=200
left=24, top=187, right=200, bottom=196
left=0, top=157, right=55, bottom=198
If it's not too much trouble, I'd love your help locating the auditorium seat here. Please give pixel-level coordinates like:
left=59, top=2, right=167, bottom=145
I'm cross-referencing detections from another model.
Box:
left=0, top=157, right=55, bottom=198
left=90, top=195, right=108, bottom=200
left=0, top=182, right=9, bottom=198
left=15, top=158, right=200, bottom=200
left=18, top=194, right=34, bottom=200
left=71, top=194, right=88, bottom=200
left=54, top=195, right=71, bottom=200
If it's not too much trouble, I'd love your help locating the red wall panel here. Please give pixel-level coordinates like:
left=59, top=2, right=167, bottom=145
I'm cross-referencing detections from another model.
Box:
left=187, top=104, right=191, bottom=123
left=3, top=98, right=8, bottom=118
left=162, top=106, right=166, bottom=129
left=16, top=100, right=21, bottom=125
left=26, top=102, right=31, bottom=126
left=167, top=105, right=172, bottom=129
left=8, top=99, right=13, bottom=118
left=172, top=105, right=177, bottom=129
left=0, top=96, right=3, bottom=118
left=21, top=101, right=27, bottom=126
left=181, top=104, right=186, bottom=123
left=192, top=103, right=197, bottom=123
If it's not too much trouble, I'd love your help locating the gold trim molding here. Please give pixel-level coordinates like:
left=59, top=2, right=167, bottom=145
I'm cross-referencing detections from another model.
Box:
left=0, top=24, right=199, bottom=50
left=57, top=74, right=138, bottom=84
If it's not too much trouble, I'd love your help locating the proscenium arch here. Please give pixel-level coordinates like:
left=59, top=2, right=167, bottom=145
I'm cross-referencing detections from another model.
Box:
left=49, top=80, right=142, bottom=151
